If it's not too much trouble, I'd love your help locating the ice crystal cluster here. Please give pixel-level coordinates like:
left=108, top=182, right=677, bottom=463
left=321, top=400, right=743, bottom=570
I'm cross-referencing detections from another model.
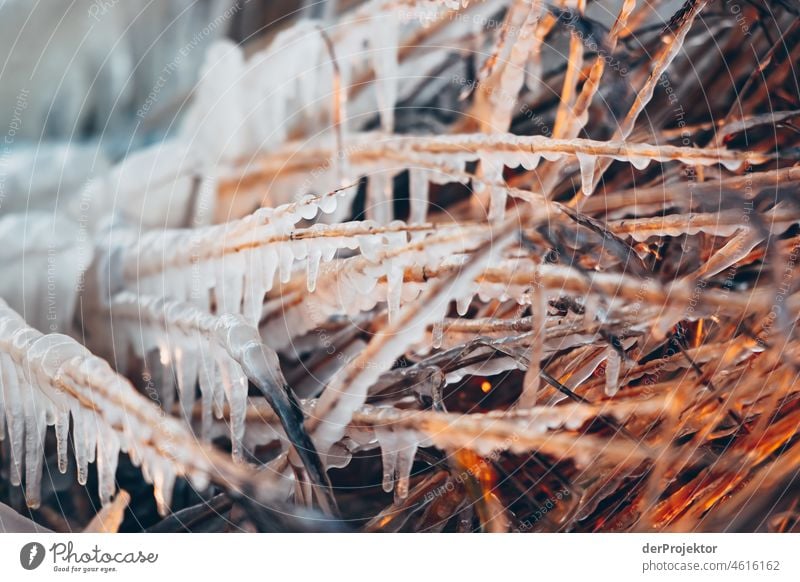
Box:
left=0, top=0, right=799, bottom=532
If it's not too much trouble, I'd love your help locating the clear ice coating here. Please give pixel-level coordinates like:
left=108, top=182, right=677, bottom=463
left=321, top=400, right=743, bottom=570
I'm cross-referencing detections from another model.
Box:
left=375, top=423, right=418, bottom=500
left=488, top=3, right=541, bottom=131
left=604, top=348, right=622, bottom=397
left=108, top=293, right=298, bottom=468
left=576, top=152, right=597, bottom=196
left=0, top=298, right=257, bottom=514
left=262, top=224, right=491, bottom=351
left=408, top=168, right=430, bottom=225
left=431, top=319, right=444, bottom=349
left=480, top=153, right=508, bottom=222
left=369, top=10, right=399, bottom=134
left=519, top=282, right=547, bottom=408
left=112, top=186, right=448, bottom=329
left=366, top=171, right=395, bottom=225
left=310, top=228, right=514, bottom=463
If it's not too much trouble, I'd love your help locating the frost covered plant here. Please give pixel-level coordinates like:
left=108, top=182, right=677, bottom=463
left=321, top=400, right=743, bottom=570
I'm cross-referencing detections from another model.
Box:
left=1, top=0, right=799, bottom=533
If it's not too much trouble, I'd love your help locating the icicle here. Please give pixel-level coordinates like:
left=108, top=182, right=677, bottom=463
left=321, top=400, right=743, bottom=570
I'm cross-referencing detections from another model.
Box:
left=490, top=185, right=509, bottom=221
left=211, top=358, right=226, bottom=420
left=408, top=168, right=429, bottom=225
left=197, top=355, right=215, bottom=440
left=242, top=248, right=266, bottom=325
left=23, top=394, right=47, bottom=508
left=310, top=229, right=515, bottom=458
left=432, top=319, right=444, bottom=349
left=1, top=298, right=287, bottom=516
left=85, top=411, right=98, bottom=466
left=55, top=409, right=70, bottom=474
left=117, top=189, right=359, bottom=309
left=394, top=438, right=418, bottom=500
left=576, top=152, right=597, bottom=196
left=386, top=261, right=404, bottom=323
left=218, top=358, right=248, bottom=463
left=96, top=426, right=121, bottom=506
left=373, top=423, right=418, bottom=499
left=151, top=459, right=176, bottom=516
left=157, top=344, right=176, bottom=415
left=720, top=158, right=745, bottom=172
left=278, top=245, right=295, bottom=284
left=604, top=349, right=622, bottom=397
left=456, top=294, right=472, bottom=317
left=318, top=192, right=338, bottom=215
left=193, top=174, right=218, bottom=228
left=367, top=172, right=394, bottom=224
left=357, top=229, right=384, bottom=262
left=261, top=247, right=279, bottom=293
left=0, top=371, right=5, bottom=441
left=175, top=345, right=199, bottom=422
left=72, top=407, right=90, bottom=486
left=217, top=252, right=245, bottom=315
left=375, top=426, right=399, bottom=493
left=520, top=153, right=541, bottom=171
left=628, top=155, right=651, bottom=171
left=195, top=259, right=216, bottom=311
left=1, top=354, right=24, bottom=485
left=291, top=238, right=309, bottom=262
left=538, top=151, right=561, bottom=162
left=306, top=246, right=322, bottom=292
left=369, top=10, right=399, bottom=133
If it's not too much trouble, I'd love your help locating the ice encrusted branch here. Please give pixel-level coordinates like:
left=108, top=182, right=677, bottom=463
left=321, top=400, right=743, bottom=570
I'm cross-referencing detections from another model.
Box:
left=107, top=292, right=332, bottom=504
left=586, top=0, right=711, bottom=194
left=261, top=222, right=502, bottom=349
left=222, top=131, right=765, bottom=223
left=111, top=185, right=422, bottom=322
left=208, top=396, right=661, bottom=496
left=262, top=203, right=777, bottom=355
left=306, top=219, right=518, bottom=480
left=0, top=299, right=283, bottom=513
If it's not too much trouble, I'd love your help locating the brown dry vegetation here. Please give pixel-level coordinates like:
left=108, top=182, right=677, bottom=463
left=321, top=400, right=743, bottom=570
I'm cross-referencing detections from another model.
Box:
left=1, top=0, right=799, bottom=533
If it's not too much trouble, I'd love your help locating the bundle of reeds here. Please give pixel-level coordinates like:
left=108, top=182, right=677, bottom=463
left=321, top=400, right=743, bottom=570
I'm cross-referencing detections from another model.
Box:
left=0, top=0, right=798, bottom=533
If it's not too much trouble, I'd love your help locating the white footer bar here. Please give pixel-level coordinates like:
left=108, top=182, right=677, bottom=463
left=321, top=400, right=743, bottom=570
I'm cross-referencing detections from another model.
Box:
left=1, top=533, right=797, bottom=581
